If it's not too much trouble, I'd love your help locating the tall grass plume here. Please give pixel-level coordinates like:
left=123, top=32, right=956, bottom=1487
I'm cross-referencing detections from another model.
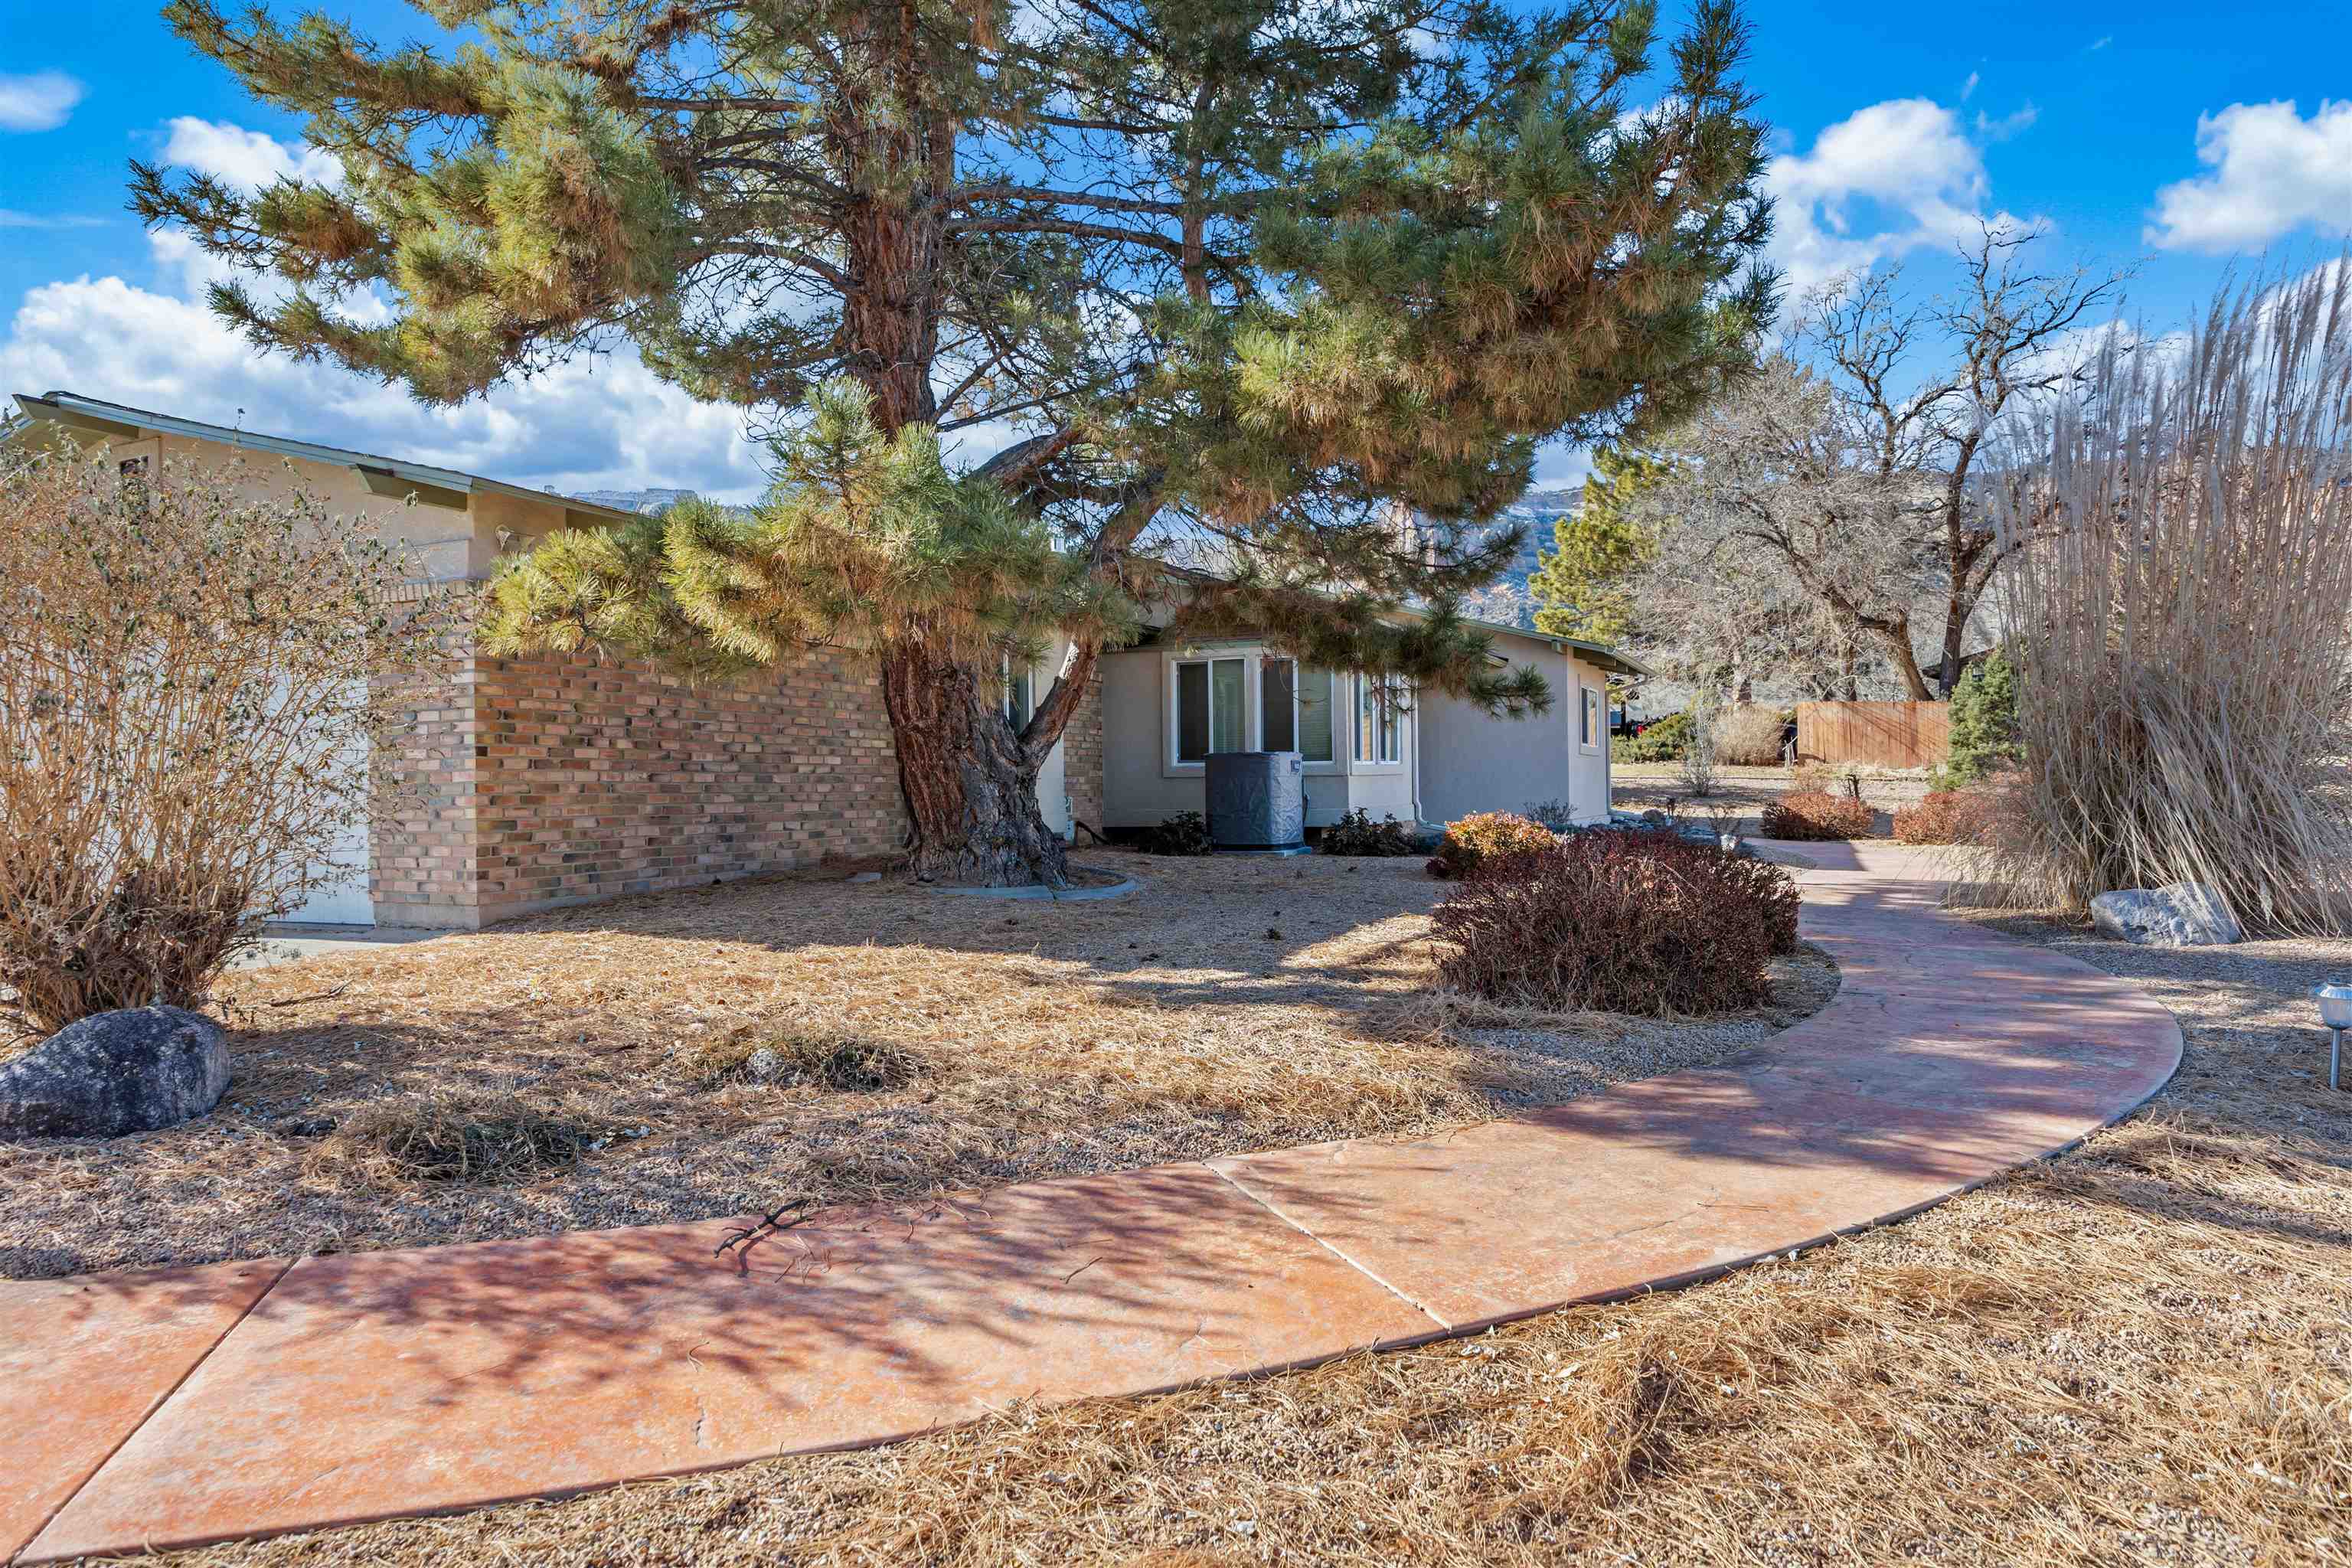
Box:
left=1971, top=259, right=2352, bottom=933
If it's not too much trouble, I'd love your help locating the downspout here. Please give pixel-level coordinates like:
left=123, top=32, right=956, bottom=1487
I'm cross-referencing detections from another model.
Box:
left=1601, top=669, right=1614, bottom=824
left=1410, top=681, right=1424, bottom=828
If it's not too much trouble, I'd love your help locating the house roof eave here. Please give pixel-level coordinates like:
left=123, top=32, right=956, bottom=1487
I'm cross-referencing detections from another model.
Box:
left=6, top=390, right=646, bottom=528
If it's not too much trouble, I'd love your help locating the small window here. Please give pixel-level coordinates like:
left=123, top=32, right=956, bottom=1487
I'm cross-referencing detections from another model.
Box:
left=1174, top=656, right=1245, bottom=763
left=1355, top=674, right=1403, bottom=764
left=1579, top=686, right=1601, bottom=750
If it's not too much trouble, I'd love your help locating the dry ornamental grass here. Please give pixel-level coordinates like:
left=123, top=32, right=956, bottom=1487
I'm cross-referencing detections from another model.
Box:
left=0, top=852, right=1838, bottom=1279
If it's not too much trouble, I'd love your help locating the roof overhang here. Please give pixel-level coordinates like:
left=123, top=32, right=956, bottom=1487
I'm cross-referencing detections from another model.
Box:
left=1465, top=616, right=1652, bottom=679
left=7, top=391, right=645, bottom=526
left=1132, top=566, right=1651, bottom=680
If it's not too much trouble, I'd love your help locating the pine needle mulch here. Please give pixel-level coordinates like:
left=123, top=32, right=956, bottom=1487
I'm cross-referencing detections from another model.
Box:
left=0, top=852, right=1835, bottom=1280
left=128, top=913, right=2352, bottom=1568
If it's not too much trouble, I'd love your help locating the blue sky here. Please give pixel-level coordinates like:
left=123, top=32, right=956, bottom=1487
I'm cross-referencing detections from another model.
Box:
left=2, top=0, right=2347, bottom=501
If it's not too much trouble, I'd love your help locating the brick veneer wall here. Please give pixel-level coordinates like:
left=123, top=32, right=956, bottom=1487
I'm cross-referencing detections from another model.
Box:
left=370, top=619, right=1100, bottom=928
left=371, top=622, right=485, bottom=929
left=1063, top=664, right=1106, bottom=838
left=466, top=644, right=908, bottom=923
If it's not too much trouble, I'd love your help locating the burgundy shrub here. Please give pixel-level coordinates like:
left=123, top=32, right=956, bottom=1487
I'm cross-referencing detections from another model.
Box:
left=1759, top=789, right=1875, bottom=841
left=1429, top=830, right=1803, bottom=1016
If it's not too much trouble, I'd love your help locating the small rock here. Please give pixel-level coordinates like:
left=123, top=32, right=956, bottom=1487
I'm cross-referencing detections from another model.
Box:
left=743, top=1045, right=786, bottom=1083
left=846, top=871, right=882, bottom=884
left=0, top=1005, right=231, bottom=1139
left=2090, top=883, right=2243, bottom=947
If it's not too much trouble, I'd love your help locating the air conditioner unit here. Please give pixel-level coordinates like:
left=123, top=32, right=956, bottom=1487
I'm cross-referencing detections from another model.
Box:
left=1205, top=751, right=1305, bottom=851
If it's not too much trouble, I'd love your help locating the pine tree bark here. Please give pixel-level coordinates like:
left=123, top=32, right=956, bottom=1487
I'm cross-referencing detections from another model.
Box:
left=878, top=639, right=1072, bottom=887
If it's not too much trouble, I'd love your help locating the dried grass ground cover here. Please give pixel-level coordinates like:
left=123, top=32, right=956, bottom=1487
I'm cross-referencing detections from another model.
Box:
left=1612, top=761, right=1935, bottom=835
left=0, top=853, right=1837, bottom=1279
left=129, top=909, right=2352, bottom=1568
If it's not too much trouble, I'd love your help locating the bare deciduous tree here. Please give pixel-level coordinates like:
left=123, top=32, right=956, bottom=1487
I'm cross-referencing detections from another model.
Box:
left=1632, top=354, right=1935, bottom=697
left=1635, top=226, right=2132, bottom=699
left=1810, top=226, right=2132, bottom=694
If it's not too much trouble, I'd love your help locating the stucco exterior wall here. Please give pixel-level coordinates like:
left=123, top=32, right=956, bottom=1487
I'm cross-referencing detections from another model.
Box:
left=1098, top=645, right=1423, bottom=831
left=1416, top=645, right=1615, bottom=827
left=136, top=431, right=492, bottom=582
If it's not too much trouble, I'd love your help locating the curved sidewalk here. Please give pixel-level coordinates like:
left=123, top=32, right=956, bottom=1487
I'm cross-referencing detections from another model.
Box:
left=3, top=844, right=2182, bottom=1563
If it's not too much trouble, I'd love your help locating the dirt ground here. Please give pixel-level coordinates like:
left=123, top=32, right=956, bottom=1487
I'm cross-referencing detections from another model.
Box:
left=1613, top=761, right=1939, bottom=837
left=131, top=905, right=2352, bottom=1568
left=0, top=851, right=1836, bottom=1280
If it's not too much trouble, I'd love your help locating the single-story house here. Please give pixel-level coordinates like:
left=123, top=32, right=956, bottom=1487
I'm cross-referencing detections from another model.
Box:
left=6, top=390, right=1645, bottom=929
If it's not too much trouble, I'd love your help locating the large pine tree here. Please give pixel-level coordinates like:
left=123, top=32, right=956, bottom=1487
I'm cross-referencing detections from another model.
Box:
left=139, top=0, right=1775, bottom=884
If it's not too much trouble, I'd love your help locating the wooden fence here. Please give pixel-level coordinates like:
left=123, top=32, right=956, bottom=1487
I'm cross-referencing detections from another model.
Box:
left=1794, top=701, right=1950, bottom=769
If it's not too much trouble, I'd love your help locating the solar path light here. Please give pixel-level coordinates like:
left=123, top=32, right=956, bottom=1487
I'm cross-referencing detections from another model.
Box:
left=2317, top=982, right=2352, bottom=1090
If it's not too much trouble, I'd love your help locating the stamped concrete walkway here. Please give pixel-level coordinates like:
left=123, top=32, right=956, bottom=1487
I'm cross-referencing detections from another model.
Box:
left=2, top=844, right=2183, bottom=1563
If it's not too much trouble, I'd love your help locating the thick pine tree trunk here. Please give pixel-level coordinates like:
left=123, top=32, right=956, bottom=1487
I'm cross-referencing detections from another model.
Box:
left=878, top=639, right=1071, bottom=887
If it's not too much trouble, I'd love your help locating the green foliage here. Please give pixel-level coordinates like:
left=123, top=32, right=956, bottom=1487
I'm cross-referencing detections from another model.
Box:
left=1530, top=446, right=1668, bottom=648
left=143, top=0, right=1778, bottom=877
left=1945, top=651, right=2021, bottom=783
left=482, top=380, right=1138, bottom=676
left=1318, top=808, right=1421, bottom=858
left=1426, top=811, right=1558, bottom=880
left=1614, top=710, right=1691, bottom=763
left=1137, top=812, right=1215, bottom=857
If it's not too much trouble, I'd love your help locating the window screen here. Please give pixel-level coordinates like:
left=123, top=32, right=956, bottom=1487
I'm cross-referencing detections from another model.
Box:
left=1210, top=658, right=1245, bottom=753
left=1177, top=662, right=1210, bottom=760
left=1261, top=659, right=1297, bottom=752
left=1295, top=668, right=1334, bottom=762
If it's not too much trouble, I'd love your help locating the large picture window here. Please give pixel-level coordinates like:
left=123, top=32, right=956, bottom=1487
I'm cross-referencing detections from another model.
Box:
left=1174, top=656, right=1246, bottom=762
left=1354, top=674, right=1403, bottom=764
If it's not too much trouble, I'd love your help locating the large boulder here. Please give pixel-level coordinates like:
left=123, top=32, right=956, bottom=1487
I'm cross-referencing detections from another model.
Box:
left=0, top=1005, right=230, bottom=1138
left=2090, top=883, right=2243, bottom=948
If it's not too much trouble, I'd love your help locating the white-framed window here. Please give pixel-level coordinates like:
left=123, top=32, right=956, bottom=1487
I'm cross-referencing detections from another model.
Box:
left=1259, top=658, right=1338, bottom=764
left=1354, top=674, right=1403, bottom=764
left=1579, top=685, right=1602, bottom=752
left=1173, top=655, right=1247, bottom=762
left=1003, top=655, right=1034, bottom=730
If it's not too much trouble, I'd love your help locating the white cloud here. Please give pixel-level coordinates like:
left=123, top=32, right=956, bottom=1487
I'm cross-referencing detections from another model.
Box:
left=0, top=71, right=83, bottom=132
left=1975, top=103, right=2038, bottom=142
left=2088, top=35, right=2112, bottom=51
left=1763, top=99, right=2030, bottom=301
left=2145, top=100, right=2352, bottom=252
left=1, top=118, right=770, bottom=501
left=1, top=267, right=772, bottom=504
left=0, top=211, right=109, bottom=230
left=160, top=117, right=343, bottom=191
left=1961, top=72, right=1980, bottom=103
left=1532, top=442, right=1593, bottom=492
